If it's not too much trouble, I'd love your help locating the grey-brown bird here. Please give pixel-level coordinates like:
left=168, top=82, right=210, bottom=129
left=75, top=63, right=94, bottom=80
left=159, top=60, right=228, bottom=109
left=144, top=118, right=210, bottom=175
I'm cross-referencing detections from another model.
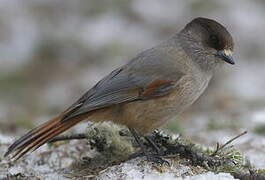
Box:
left=5, top=17, right=234, bottom=160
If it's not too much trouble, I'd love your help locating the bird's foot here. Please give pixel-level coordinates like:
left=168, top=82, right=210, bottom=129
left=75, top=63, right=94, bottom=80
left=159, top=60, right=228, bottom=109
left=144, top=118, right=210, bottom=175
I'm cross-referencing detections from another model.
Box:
left=129, top=128, right=169, bottom=165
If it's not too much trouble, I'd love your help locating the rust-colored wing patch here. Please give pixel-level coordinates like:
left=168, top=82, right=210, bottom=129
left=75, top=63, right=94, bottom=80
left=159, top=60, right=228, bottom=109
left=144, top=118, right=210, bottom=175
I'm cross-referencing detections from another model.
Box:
left=141, top=79, right=175, bottom=98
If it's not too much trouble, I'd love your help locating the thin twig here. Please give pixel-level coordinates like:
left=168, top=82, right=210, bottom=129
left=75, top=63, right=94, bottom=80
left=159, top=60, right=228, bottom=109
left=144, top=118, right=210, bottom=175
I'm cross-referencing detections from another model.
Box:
left=48, top=133, right=88, bottom=143
left=211, top=131, right=247, bottom=156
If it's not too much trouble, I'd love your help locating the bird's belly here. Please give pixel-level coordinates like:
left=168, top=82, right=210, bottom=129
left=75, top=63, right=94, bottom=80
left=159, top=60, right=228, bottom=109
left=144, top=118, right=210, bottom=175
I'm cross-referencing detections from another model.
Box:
left=113, top=75, right=211, bottom=134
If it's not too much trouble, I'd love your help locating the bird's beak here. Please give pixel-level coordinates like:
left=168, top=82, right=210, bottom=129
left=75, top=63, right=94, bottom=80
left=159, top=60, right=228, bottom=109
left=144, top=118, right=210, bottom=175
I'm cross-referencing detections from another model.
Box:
left=216, top=49, right=235, bottom=65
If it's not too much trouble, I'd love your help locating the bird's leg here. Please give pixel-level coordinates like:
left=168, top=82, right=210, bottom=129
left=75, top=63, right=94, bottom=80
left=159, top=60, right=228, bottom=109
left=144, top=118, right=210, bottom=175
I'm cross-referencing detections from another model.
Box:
left=129, top=128, right=145, bottom=151
left=129, top=128, right=169, bottom=165
left=144, top=135, right=164, bottom=155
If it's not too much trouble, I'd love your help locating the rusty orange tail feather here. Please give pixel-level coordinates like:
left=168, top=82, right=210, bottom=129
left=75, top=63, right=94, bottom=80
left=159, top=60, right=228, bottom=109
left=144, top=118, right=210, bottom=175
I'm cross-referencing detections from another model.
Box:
left=4, top=113, right=87, bottom=160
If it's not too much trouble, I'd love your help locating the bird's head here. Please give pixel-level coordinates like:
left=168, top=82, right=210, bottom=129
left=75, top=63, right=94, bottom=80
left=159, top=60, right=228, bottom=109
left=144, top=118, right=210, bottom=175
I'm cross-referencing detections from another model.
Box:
left=180, top=17, right=234, bottom=70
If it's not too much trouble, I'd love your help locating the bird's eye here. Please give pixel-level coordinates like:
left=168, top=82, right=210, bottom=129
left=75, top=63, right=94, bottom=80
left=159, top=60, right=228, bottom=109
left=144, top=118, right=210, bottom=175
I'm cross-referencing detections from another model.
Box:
left=210, top=35, right=218, bottom=44
left=209, top=34, right=221, bottom=50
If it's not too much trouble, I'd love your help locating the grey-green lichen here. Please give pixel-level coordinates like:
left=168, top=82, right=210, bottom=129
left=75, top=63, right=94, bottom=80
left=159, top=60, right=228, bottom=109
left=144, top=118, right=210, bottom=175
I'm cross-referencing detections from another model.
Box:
left=85, top=122, right=135, bottom=160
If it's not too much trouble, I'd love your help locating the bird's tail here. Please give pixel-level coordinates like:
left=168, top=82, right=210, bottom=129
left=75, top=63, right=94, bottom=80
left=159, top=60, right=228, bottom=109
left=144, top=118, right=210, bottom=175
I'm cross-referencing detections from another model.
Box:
left=4, top=112, right=87, bottom=160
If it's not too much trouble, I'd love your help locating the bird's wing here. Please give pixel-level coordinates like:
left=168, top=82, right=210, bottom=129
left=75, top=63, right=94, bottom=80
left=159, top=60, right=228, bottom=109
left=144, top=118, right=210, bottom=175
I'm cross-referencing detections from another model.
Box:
left=62, top=51, right=185, bottom=121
